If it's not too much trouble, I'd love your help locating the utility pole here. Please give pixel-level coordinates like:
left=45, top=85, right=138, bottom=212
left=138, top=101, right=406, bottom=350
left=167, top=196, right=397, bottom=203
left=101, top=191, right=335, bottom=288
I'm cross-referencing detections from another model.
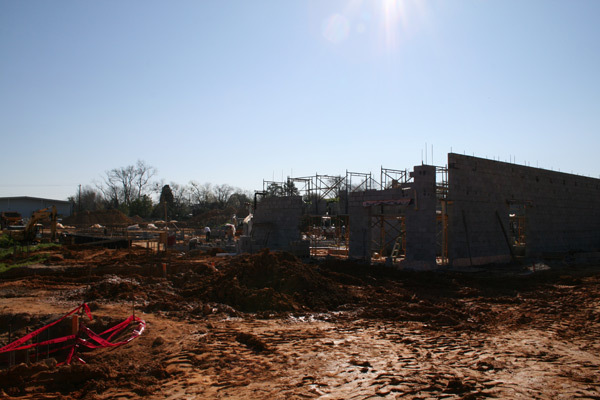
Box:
left=78, top=184, right=82, bottom=212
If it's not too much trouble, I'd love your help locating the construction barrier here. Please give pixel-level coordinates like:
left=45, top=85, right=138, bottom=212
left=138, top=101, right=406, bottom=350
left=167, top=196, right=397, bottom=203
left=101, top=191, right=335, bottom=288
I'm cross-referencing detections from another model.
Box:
left=0, top=303, right=145, bottom=366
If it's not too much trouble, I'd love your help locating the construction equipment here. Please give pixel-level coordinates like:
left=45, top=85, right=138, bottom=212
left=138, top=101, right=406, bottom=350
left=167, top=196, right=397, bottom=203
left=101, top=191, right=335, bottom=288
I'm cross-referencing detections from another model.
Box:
left=12, top=206, right=58, bottom=243
left=1, top=211, right=23, bottom=229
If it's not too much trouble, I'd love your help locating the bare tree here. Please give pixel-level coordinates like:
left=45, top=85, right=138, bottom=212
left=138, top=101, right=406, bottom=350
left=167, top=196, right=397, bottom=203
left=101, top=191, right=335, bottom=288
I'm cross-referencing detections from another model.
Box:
left=68, top=186, right=105, bottom=212
left=97, top=161, right=157, bottom=209
left=169, top=182, right=189, bottom=207
left=189, top=181, right=215, bottom=206
left=214, top=184, right=234, bottom=207
left=114, top=165, right=136, bottom=207
left=96, top=175, right=121, bottom=208
left=134, top=160, right=157, bottom=199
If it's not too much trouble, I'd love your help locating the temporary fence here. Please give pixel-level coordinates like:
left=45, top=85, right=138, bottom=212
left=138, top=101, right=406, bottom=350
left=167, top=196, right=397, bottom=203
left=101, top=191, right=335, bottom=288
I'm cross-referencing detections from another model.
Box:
left=0, top=303, right=145, bottom=366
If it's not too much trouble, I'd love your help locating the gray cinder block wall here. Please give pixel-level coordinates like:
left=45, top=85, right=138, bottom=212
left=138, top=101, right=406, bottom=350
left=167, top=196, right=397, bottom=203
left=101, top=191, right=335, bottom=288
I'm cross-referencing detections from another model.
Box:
left=447, top=153, right=600, bottom=266
left=251, top=195, right=304, bottom=251
left=348, top=165, right=436, bottom=265
left=405, top=165, right=437, bottom=265
left=347, top=190, right=371, bottom=260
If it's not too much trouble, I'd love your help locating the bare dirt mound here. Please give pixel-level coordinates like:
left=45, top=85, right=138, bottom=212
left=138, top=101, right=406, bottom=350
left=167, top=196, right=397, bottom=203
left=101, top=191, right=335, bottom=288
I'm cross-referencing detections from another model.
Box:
left=204, top=249, right=351, bottom=312
left=62, top=210, right=133, bottom=226
left=76, top=249, right=352, bottom=314
left=129, top=215, right=144, bottom=224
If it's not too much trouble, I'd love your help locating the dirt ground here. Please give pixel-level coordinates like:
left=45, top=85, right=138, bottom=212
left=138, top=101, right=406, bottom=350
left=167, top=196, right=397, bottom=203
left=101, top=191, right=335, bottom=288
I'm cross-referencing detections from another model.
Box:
left=0, top=245, right=599, bottom=399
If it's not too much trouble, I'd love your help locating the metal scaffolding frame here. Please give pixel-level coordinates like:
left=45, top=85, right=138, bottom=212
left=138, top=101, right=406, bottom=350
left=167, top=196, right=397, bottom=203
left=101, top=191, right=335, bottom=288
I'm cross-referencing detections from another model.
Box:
left=262, top=171, right=377, bottom=216
left=262, top=180, right=285, bottom=194
left=380, top=167, right=412, bottom=190
left=369, top=211, right=406, bottom=261
left=258, top=163, right=447, bottom=263
left=436, top=166, right=449, bottom=201
left=287, top=177, right=312, bottom=196
left=346, top=171, right=375, bottom=192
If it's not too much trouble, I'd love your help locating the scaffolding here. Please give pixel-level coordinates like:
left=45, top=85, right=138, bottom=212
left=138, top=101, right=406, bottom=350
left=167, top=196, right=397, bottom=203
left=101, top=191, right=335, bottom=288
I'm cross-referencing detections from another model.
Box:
left=346, top=171, right=375, bottom=192
left=380, top=167, right=412, bottom=190
left=436, top=166, right=449, bottom=201
left=259, top=166, right=438, bottom=262
left=262, top=180, right=285, bottom=194
left=369, top=208, right=406, bottom=262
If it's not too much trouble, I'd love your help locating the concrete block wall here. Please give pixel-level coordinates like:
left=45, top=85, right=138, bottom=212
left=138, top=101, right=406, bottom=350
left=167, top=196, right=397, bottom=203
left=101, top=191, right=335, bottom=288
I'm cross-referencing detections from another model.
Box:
left=405, top=165, right=437, bottom=264
left=448, top=153, right=600, bottom=265
left=348, top=166, right=437, bottom=265
left=252, top=196, right=304, bottom=251
left=348, top=190, right=372, bottom=260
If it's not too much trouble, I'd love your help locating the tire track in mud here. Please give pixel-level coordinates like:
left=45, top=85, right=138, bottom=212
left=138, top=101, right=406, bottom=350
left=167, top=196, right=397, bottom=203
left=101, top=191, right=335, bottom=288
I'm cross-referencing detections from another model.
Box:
left=155, top=317, right=600, bottom=399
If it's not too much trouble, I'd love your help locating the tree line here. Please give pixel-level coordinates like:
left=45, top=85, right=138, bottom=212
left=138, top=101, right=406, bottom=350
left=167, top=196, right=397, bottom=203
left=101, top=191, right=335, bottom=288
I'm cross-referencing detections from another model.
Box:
left=69, top=160, right=253, bottom=221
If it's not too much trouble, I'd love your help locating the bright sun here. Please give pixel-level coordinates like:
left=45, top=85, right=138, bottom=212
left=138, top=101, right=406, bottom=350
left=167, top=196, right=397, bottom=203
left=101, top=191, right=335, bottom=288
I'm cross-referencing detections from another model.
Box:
left=320, top=0, right=429, bottom=50
left=381, top=0, right=428, bottom=48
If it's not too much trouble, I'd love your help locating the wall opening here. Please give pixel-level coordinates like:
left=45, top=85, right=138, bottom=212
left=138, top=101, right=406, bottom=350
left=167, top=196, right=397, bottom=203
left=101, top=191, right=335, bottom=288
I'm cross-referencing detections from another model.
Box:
left=436, top=200, right=448, bottom=264
left=303, top=214, right=349, bottom=258
left=436, top=167, right=449, bottom=265
left=369, top=205, right=406, bottom=262
left=508, top=201, right=527, bottom=256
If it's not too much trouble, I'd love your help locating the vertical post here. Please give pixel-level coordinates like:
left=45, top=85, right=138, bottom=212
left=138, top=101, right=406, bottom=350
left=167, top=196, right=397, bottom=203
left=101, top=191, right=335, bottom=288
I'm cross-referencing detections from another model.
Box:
left=72, top=315, right=79, bottom=335
left=25, top=327, right=30, bottom=364
left=36, top=330, right=39, bottom=362
left=8, top=324, right=12, bottom=368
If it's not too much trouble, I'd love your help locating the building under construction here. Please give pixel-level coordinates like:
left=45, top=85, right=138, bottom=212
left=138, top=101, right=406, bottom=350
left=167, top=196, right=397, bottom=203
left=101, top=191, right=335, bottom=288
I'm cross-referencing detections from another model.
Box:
left=246, top=153, right=600, bottom=267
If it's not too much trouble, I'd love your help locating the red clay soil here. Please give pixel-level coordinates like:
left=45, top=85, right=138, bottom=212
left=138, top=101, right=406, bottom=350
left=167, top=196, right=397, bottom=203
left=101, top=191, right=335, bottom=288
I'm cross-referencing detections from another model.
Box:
left=62, top=210, right=133, bottom=226
left=0, top=245, right=599, bottom=399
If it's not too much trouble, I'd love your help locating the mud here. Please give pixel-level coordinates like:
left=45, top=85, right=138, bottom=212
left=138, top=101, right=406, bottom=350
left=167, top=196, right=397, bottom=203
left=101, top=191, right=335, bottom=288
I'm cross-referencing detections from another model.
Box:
left=0, top=245, right=599, bottom=398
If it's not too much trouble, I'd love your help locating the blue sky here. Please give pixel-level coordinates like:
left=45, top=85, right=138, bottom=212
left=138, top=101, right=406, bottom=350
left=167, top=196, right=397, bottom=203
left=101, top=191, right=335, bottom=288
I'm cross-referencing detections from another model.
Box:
left=1, top=0, right=599, bottom=200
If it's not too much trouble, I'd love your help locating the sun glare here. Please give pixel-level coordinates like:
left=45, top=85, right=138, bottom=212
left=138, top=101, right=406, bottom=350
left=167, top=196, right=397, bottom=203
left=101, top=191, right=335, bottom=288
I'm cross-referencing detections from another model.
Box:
left=320, top=0, right=429, bottom=50
left=381, top=0, right=428, bottom=49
